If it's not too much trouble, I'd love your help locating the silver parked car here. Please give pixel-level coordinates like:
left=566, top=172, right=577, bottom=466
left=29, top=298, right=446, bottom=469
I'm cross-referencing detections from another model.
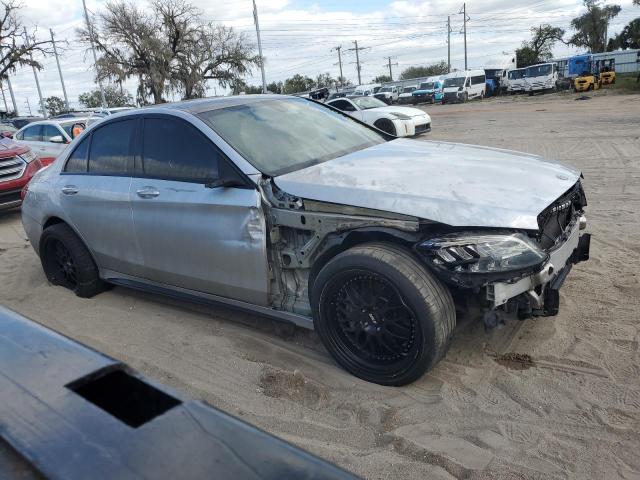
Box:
left=21, top=95, right=590, bottom=385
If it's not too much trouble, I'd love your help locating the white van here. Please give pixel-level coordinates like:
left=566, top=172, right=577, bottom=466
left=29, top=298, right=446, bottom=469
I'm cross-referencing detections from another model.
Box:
left=506, top=68, right=526, bottom=93
left=353, top=83, right=381, bottom=96
left=442, top=69, right=486, bottom=104
left=523, top=63, right=558, bottom=95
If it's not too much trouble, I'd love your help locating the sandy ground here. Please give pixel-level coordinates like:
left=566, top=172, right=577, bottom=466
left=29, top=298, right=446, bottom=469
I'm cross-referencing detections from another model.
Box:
left=1, top=92, right=639, bottom=480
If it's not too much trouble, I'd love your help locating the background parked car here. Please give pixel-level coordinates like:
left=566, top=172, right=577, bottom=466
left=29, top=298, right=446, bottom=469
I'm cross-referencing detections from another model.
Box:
left=397, top=86, right=417, bottom=104
left=14, top=119, right=88, bottom=162
left=0, top=123, right=18, bottom=138
left=327, top=95, right=431, bottom=136
left=0, top=138, right=49, bottom=211
left=5, top=117, right=43, bottom=130
left=411, top=78, right=444, bottom=104
left=373, top=85, right=400, bottom=104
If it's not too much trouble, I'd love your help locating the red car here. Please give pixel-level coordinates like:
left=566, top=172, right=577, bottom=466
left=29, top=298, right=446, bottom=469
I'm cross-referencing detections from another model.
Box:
left=0, top=137, right=52, bottom=211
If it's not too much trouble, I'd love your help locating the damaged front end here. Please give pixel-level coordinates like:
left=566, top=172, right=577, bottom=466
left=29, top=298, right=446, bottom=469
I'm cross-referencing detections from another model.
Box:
left=416, top=181, right=590, bottom=329
left=258, top=179, right=424, bottom=321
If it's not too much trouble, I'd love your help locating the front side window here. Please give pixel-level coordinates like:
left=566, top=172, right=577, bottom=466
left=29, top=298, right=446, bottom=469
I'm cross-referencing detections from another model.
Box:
left=198, top=98, right=385, bottom=176
left=329, top=99, right=355, bottom=112
left=141, top=117, right=219, bottom=182
left=88, top=120, right=134, bottom=175
left=21, top=125, right=42, bottom=141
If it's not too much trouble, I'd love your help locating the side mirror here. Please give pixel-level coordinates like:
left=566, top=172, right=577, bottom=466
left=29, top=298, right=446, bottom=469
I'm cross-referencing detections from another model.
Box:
left=50, top=135, right=65, bottom=143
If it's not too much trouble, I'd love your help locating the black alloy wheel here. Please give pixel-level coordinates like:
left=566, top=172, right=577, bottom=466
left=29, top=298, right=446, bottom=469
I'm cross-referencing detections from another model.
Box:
left=45, top=238, right=78, bottom=288
left=322, top=269, right=418, bottom=366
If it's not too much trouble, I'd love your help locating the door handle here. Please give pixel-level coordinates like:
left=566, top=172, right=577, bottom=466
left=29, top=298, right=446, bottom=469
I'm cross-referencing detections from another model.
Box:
left=136, top=187, right=160, bottom=199
left=61, top=185, right=78, bottom=195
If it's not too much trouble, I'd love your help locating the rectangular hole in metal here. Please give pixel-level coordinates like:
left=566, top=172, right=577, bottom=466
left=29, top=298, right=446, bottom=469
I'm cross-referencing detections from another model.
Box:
left=67, top=368, right=181, bottom=428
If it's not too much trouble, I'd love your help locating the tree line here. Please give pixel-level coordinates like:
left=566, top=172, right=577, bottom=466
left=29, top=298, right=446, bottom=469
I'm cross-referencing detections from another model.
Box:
left=516, top=0, right=638, bottom=68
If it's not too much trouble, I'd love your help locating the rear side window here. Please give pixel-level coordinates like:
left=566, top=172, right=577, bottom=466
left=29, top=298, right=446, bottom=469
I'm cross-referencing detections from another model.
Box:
left=472, top=75, right=486, bottom=85
left=21, top=125, right=42, bottom=141
left=140, top=117, right=219, bottom=182
left=64, top=137, right=90, bottom=173
left=88, top=120, right=134, bottom=175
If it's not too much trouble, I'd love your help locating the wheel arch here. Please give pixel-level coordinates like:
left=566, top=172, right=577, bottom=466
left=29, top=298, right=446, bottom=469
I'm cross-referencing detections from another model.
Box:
left=40, top=216, right=102, bottom=272
left=308, top=227, right=421, bottom=296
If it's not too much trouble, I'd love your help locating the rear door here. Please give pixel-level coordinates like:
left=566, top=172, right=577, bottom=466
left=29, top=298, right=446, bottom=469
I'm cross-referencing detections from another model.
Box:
left=129, top=114, right=268, bottom=305
left=57, top=118, right=143, bottom=276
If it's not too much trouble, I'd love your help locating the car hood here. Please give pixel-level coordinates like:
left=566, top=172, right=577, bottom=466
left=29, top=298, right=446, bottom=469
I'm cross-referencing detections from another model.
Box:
left=368, top=106, right=426, bottom=117
left=274, top=139, right=581, bottom=230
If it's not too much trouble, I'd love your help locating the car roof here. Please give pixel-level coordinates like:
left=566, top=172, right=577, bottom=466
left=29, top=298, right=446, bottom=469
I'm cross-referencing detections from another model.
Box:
left=117, top=94, right=299, bottom=115
left=17, top=118, right=89, bottom=129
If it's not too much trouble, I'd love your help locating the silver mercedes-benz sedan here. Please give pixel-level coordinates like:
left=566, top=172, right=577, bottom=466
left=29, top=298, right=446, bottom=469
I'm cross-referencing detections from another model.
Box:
left=21, top=95, right=590, bottom=385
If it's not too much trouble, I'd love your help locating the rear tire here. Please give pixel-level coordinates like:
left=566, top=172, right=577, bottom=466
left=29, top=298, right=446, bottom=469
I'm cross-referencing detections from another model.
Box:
left=40, top=223, right=106, bottom=298
left=373, top=118, right=397, bottom=136
left=311, top=243, right=456, bottom=386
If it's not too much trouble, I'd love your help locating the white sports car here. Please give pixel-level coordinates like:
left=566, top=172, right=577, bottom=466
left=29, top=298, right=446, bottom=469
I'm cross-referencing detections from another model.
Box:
left=326, top=96, right=431, bottom=136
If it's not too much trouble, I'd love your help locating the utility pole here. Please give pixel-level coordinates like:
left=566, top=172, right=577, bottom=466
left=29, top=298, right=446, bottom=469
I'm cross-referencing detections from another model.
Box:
left=384, top=56, right=398, bottom=81
left=447, top=16, right=452, bottom=73
left=25, top=98, right=32, bottom=116
left=459, top=3, right=469, bottom=70
left=348, top=41, right=369, bottom=85
left=81, top=0, right=107, bottom=108
left=50, top=29, right=69, bottom=112
left=6, top=76, right=17, bottom=116
left=252, top=0, right=267, bottom=93
left=333, top=45, right=344, bottom=87
left=0, top=81, right=7, bottom=113
left=24, top=27, right=46, bottom=118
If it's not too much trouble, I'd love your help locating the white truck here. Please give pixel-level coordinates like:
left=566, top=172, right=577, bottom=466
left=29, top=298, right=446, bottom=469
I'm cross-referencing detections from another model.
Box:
left=523, top=63, right=559, bottom=95
left=506, top=68, right=526, bottom=94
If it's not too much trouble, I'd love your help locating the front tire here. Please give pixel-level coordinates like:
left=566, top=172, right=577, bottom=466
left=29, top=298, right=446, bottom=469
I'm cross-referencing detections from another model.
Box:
left=373, top=118, right=397, bottom=136
left=40, top=223, right=105, bottom=298
left=311, top=243, right=456, bottom=386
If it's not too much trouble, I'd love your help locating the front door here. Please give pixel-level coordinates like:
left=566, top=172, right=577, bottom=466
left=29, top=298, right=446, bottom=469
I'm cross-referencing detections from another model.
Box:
left=129, top=115, right=268, bottom=306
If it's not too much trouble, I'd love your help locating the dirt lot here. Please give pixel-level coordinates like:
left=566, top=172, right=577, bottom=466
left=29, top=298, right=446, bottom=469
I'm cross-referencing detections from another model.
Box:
left=1, top=92, right=639, bottom=479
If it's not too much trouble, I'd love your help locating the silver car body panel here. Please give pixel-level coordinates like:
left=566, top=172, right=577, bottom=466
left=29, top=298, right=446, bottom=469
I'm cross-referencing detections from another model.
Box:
left=275, top=138, right=581, bottom=230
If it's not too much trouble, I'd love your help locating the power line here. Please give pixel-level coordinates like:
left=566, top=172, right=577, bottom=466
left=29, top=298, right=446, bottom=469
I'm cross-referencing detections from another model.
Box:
left=347, top=40, right=370, bottom=85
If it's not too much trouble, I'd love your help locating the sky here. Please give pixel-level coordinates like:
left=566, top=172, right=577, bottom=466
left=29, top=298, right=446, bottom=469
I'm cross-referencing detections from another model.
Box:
left=5, top=0, right=639, bottom=114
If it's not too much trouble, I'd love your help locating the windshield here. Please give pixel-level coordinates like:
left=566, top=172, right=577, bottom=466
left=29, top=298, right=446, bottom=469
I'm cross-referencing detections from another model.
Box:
left=508, top=70, right=524, bottom=79
left=402, top=87, right=415, bottom=93
left=379, top=87, right=392, bottom=92
left=525, top=64, right=552, bottom=77
left=351, top=96, right=388, bottom=109
left=443, top=77, right=465, bottom=87
left=484, top=69, right=502, bottom=79
left=198, top=98, right=385, bottom=176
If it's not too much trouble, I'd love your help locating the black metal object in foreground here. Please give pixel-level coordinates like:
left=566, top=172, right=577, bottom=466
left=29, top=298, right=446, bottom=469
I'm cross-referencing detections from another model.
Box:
left=0, top=306, right=359, bottom=480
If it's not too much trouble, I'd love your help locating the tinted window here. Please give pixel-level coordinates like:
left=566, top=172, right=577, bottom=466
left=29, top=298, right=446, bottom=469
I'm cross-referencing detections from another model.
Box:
left=141, top=118, right=219, bottom=182
left=329, top=100, right=355, bottom=112
left=42, top=125, right=62, bottom=141
left=64, top=137, right=90, bottom=173
left=22, top=125, right=42, bottom=141
left=472, top=75, right=485, bottom=85
left=88, top=120, right=134, bottom=174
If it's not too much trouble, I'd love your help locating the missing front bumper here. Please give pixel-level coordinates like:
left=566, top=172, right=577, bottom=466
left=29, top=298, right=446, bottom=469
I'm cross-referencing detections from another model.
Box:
left=487, top=224, right=590, bottom=312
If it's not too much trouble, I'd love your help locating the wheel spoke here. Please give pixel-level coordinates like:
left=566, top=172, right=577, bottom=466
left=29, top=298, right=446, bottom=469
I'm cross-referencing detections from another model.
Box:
left=326, top=271, right=417, bottom=363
